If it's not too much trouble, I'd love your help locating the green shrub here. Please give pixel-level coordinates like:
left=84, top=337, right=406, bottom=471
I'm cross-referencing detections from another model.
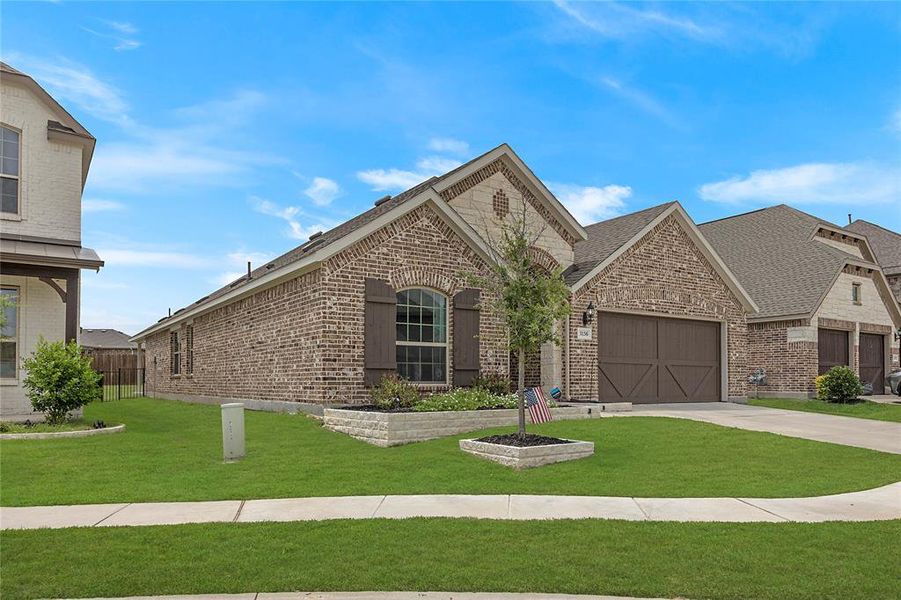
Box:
left=473, top=373, right=512, bottom=396
left=414, top=387, right=518, bottom=412
left=816, top=366, right=863, bottom=403
left=370, top=374, right=420, bottom=410
left=22, top=340, right=101, bottom=424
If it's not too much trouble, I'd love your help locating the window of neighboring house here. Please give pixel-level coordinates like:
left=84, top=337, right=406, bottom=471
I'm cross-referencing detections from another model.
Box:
left=396, top=288, right=447, bottom=383
left=0, top=125, right=20, bottom=215
left=170, top=331, right=181, bottom=376
left=185, top=325, right=194, bottom=375
left=852, top=283, right=862, bottom=304
left=0, top=287, right=18, bottom=379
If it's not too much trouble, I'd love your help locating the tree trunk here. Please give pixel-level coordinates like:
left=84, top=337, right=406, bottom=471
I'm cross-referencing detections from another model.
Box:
left=517, top=347, right=526, bottom=439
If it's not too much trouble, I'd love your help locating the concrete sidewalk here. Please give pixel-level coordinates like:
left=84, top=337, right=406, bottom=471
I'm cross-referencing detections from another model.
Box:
left=3, top=482, right=898, bottom=530
left=58, top=593, right=666, bottom=600
left=622, top=402, right=901, bottom=454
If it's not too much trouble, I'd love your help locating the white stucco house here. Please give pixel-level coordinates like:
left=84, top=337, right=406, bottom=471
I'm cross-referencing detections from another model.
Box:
left=0, top=61, right=103, bottom=421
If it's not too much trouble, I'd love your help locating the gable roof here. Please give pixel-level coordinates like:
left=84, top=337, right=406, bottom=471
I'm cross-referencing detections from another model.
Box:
left=133, top=144, right=584, bottom=341
left=80, top=329, right=136, bottom=349
left=564, top=202, right=675, bottom=286
left=0, top=61, right=95, bottom=187
left=845, top=220, right=901, bottom=276
left=699, top=204, right=897, bottom=322
left=565, top=201, right=758, bottom=313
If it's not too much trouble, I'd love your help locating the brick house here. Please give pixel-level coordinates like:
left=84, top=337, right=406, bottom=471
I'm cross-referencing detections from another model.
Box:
left=700, top=205, right=901, bottom=397
left=133, top=144, right=757, bottom=410
left=0, top=62, right=104, bottom=421
left=844, top=219, right=901, bottom=305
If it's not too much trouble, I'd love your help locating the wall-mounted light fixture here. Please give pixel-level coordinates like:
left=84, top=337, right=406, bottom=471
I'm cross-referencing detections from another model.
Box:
left=582, top=301, right=595, bottom=326
left=894, top=328, right=900, bottom=343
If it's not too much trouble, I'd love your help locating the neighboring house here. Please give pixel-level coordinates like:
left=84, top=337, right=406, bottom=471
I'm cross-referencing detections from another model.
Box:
left=80, top=328, right=139, bottom=372
left=700, top=205, right=901, bottom=397
left=133, top=144, right=757, bottom=409
left=0, top=62, right=103, bottom=421
left=844, top=219, right=901, bottom=305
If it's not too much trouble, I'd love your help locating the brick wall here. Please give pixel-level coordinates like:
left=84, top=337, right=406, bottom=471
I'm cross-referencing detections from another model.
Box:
left=747, top=319, right=818, bottom=395
left=568, top=215, right=749, bottom=401
left=0, top=275, right=68, bottom=420
left=144, top=203, right=508, bottom=405
left=0, top=80, right=83, bottom=242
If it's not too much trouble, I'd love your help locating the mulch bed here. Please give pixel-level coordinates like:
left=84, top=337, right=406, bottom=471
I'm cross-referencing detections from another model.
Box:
left=474, top=433, right=573, bottom=447
left=334, top=404, right=517, bottom=413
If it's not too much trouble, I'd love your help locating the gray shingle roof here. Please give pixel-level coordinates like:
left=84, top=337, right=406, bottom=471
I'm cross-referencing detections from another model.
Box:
left=563, top=202, right=675, bottom=285
left=698, top=204, right=873, bottom=320
left=845, top=220, right=901, bottom=276
left=80, top=329, right=136, bottom=349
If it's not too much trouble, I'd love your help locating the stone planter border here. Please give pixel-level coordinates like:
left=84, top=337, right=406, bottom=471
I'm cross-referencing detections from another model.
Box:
left=323, top=402, right=630, bottom=446
left=0, top=424, right=126, bottom=440
left=459, top=437, right=595, bottom=468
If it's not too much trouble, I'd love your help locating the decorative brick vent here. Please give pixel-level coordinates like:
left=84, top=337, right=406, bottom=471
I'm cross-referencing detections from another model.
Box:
left=493, top=189, right=509, bottom=219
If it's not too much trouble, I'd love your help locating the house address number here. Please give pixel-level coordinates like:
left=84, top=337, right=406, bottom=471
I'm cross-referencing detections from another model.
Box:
left=576, top=327, right=592, bottom=341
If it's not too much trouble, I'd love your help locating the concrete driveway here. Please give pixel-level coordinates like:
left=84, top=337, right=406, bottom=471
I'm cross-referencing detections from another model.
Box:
left=622, top=402, right=901, bottom=454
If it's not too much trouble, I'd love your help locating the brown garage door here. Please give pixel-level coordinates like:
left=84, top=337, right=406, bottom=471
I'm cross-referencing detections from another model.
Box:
left=598, top=312, right=720, bottom=404
left=859, top=333, right=885, bottom=393
left=817, top=328, right=849, bottom=375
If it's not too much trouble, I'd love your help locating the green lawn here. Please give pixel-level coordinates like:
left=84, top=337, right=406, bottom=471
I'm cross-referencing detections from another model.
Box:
left=2, top=518, right=899, bottom=600
left=2, top=398, right=900, bottom=506
left=750, top=397, right=901, bottom=423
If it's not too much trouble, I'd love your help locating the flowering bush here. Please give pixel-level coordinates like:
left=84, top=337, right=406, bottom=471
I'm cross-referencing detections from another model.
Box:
left=370, top=374, right=420, bottom=410
left=816, top=366, right=863, bottom=403
left=414, top=387, right=517, bottom=412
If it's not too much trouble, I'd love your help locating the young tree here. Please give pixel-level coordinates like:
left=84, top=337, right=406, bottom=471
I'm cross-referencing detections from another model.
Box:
left=22, top=339, right=102, bottom=424
left=467, top=201, right=571, bottom=438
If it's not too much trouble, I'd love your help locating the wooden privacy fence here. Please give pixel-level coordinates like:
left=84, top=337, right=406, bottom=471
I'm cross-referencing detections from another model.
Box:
left=84, top=348, right=140, bottom=373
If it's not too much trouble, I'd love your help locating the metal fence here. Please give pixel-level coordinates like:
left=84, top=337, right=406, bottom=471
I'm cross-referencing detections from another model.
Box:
left=97, top=368, right=145, bottom=401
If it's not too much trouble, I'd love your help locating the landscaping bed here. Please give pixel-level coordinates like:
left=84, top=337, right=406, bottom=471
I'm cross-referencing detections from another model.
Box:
left=460, top=433, right=593, bottom=468
left=323, top=403, right=625, bottom=446
left=0, top=419, right=124, bottom=440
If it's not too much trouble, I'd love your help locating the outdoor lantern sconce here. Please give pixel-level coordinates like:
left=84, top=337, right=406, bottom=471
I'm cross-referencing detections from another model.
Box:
left=583, top=301, right=595, bottom=326
left=895, top=328, right=901, bottom=342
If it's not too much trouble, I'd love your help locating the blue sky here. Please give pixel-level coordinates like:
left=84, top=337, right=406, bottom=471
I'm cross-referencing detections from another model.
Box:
left=2, top=1, right=899, bottom=334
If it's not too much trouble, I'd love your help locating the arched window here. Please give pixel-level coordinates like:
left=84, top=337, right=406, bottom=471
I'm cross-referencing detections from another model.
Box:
left=396, top=288, right=447, bottom=383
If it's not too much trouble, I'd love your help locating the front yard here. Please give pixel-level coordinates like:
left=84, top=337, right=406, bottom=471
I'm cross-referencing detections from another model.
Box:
left=749, top=397, right=901, bottom=422
left=2, top=397, right=900, bottom=506
left=2, top=518, right=898, bottom=600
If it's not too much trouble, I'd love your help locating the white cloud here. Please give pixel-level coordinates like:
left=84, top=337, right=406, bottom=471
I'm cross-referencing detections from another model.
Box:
left=83, top=20, right=141, bottom=51
left=599, top=77, right=682, bottom=129
left=82, top=199, right=125, bottom=212
left=549, top=183, right=632, bottom=224
left=303, top=177, right=341, bottom=206
left=250, top=196, right=327, bottom=241
left=3, top=53, right=130, bottom=124
left=357, top=155, right=462, bottom=192
left=698, top=162, right=901, bottom=206
left=552, top=0, right=715, bottom=42
left=427, top=137, right=470, bottom=156
left=96, top=249, right=214, bottom=269
left=82, top=279, right=129, bottom=290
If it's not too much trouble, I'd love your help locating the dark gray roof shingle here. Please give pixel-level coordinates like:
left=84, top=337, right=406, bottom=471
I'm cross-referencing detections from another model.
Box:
left=845, top=220, right=901, bottom=276
left=80, top=329, right=136, bottom=349
left=699, top=204, right=872, bottom=320
left=563, top=202, right=675, bottom=285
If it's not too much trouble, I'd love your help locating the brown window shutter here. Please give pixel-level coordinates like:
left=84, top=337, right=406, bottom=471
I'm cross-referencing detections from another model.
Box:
left=364, top=278, right=397, bottom=386
left=453, top=288, right=480, bottom=387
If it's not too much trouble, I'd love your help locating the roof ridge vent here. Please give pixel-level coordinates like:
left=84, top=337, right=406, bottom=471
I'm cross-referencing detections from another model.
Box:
left=309, top=231, right=323, bottom=239
left=374, top=195, right=392, bottom=207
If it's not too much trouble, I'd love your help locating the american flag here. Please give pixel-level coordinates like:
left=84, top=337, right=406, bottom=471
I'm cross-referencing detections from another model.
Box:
left=524, top=387, right=552, bottom=424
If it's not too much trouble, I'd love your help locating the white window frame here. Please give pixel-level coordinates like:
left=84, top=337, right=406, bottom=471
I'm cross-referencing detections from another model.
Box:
left=851, top=282, right=862, bottom=305
left=0, top=124, right=21, bottom=217
left=0, top=285, right=20, bottom=382
left=395, top=287, right=449, bottom=385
